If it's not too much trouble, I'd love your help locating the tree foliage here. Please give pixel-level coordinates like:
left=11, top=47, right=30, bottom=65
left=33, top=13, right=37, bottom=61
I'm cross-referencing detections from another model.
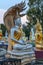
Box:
left=0, top=24, right=7, bottom=36
left=22, top=24, right=31, bottom=40
left=23, top=0, right=43, bottom=39
left=27, top=0, right=43, bottom=32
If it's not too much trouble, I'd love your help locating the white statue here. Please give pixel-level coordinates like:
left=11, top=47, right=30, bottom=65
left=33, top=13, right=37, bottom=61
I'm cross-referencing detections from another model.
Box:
left=4, top=2, right=35, bottom=64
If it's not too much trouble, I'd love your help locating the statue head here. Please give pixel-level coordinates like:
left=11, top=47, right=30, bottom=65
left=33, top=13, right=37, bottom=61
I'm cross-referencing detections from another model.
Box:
left=14, top=18, right=21, bottom=27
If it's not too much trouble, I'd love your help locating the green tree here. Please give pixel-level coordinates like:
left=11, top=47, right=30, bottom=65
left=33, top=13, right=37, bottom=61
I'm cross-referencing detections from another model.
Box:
left=0, top=24, right=7, bottom=36
left=27, top=0, right=43, bottom=33
left=22, top=24, right=31, bottom=40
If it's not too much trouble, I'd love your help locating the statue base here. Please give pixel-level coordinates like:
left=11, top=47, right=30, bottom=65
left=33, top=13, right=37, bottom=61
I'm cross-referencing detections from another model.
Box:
left=35, top=48, right=43, bottom=59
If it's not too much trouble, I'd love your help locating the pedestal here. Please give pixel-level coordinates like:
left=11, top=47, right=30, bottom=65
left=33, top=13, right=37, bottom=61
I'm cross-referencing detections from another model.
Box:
left=35, top=48, right=43, bottom=59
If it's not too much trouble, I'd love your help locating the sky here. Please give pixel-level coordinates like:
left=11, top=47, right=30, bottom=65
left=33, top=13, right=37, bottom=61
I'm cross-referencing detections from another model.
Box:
left=0, top=0, right=28, bottom=10
left=0, top=0, right=28, bottom=24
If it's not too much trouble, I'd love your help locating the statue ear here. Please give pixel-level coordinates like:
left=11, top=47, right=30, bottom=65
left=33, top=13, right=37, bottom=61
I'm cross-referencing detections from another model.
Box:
left=4, top=15, right=14, bottom=33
